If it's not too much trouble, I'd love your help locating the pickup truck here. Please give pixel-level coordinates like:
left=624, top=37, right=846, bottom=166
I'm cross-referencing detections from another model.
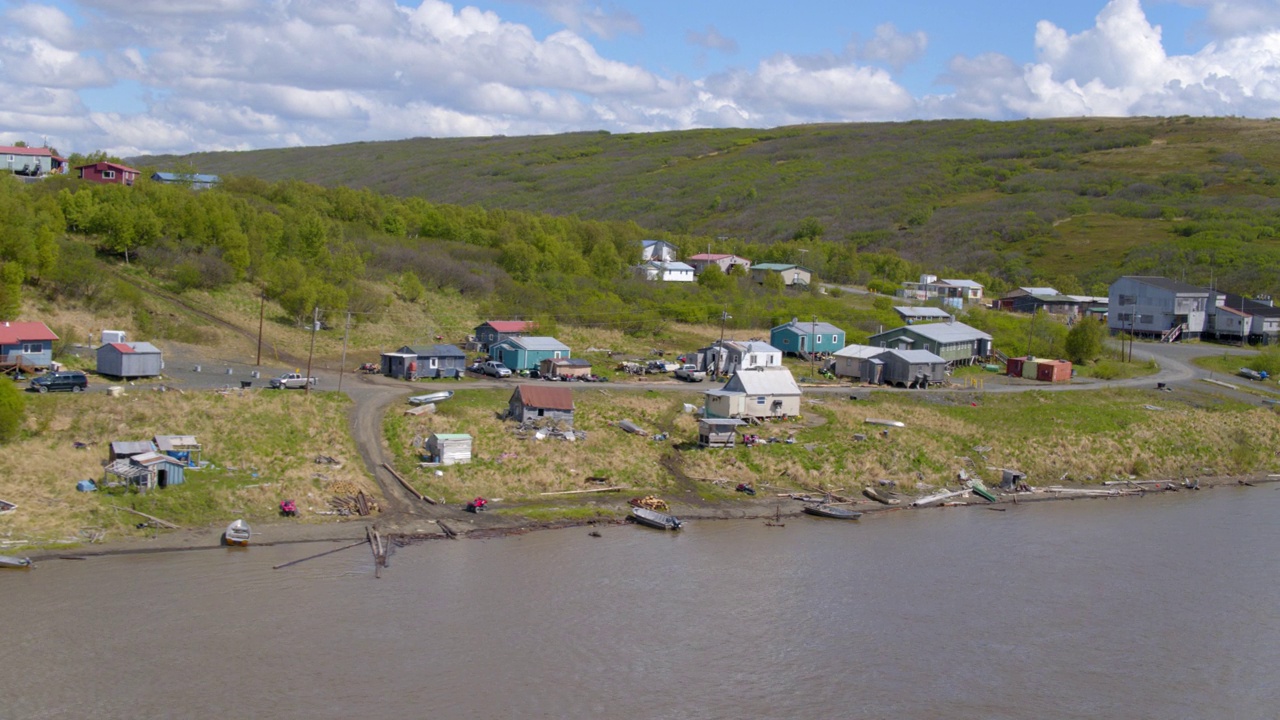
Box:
left=269, top=372, right=318, bottom=389
left=479, top=361, right=513, bottom=378
left=673, top=364, right=707, bottom=382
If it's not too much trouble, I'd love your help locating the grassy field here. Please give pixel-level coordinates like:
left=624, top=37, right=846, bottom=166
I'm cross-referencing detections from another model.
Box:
left=0, top=389, right=376, bottom=547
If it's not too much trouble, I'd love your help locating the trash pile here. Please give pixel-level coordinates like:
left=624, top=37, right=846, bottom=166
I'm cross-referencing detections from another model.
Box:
left=628, top=495, right=669, bottom=512
left=327, top=480, right=379, bottom=516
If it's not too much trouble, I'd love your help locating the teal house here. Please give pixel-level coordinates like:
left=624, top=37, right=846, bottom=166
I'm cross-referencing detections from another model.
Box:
left=770, top=318, right=846, bottom=356
left=489, top=336, right=571, bottom=372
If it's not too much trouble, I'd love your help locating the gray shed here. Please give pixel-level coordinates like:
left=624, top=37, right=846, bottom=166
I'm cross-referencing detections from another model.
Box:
left=871, top=349, right=948, bottom=388
left=698, top=418, right=745, bottom=448
left=424, top=433, right=473, bottom=465
left=507, top=385, right=575, bottom=426
left=97, top=341, right=163, bottom=378
left=382, top=344, right=467, bottom=379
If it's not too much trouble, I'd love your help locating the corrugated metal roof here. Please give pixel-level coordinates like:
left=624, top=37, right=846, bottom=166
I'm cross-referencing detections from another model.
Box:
left=725, top=368, right=801, bottom=395
left=894, top=321, right=991, bottom=343
left=773, top=319, right=843, bottom=335
left=154, top=435, right=199, bottom=451
left=1123, top=276, right=1208, bottom=294
left=832, top=344, right=883, bottom=359
left=505, top=336, right=570, bottom=352
left=941, top=279, right=984, bottom=289
left=752, top=263, right=799, bottom=271
left=700, top=418, right=745, bottom=427
left=548, top=358, right=591, bottom=367
left=111, top=440, right=155, bottom=455
left=874, top=349, right=947, bottom=364
left=514, top=385, right=574, bottom=410
left=482, top=320, right=534, bottom=333
left=0, top=321, right=58, bottom=345
left=430, top=433, right=473, bottom=441
left=128, top=342, right=161, bottom=353
left=894, top=307, right=953, bottom=319
left=132, top=451, right=183, bottom=467
left=403, top=344, right=466, bottom=357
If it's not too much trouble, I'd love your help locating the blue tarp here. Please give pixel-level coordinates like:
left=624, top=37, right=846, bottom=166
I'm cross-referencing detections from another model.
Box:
left=76, top=479, right=97, bottom=492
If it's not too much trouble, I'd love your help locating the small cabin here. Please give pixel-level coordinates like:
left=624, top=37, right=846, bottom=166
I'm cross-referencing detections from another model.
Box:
left=540, top=357, right=592, bottom=379
left=103, top=451, right=186, bottom=491
left=96, top=341, right=163, bottom=378
left=507, top=385, right=575, bottom=426
left=425, top=433, right=472, bottom=465
left=698, top=418, right=745, bottom=448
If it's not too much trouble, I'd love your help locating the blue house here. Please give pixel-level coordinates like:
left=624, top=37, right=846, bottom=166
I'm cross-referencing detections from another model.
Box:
left=489, top=336, right=570, bottom=372
left=0, top=321, right=58, bottom=370
left=770, top=318, right=846, bottom=356
left=151, top=171, right=221, bottom=190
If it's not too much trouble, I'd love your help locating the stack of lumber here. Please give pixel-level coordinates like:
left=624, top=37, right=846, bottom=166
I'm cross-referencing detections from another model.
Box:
left=628, top=495, right=669, bottom=512
left=327, top=481, right=379, bottom=516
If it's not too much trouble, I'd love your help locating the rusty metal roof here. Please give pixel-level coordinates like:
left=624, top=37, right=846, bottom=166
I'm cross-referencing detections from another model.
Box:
left=513, top=385, right=574, bottom=411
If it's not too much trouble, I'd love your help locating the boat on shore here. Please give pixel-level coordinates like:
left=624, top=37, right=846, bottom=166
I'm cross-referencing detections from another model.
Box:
left=408, top=390, right=454, bottom=406
left=911, top=488, right=970, bottom=508
left=223, top=519, right=252, bottom=546
left=863, top=486, right=901, bottom=505
left=0, top=554, right=32, bottom=569
left=802, top=504, right=862, bottom=520
left=629, top=506, right=683, bottom=531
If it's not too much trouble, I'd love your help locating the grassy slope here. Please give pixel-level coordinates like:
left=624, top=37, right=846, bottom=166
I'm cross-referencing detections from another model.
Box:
left=138, top=117, right=1280, bottom=283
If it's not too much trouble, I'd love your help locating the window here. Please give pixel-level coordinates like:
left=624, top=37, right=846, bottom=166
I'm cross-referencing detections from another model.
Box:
left=1117, top=294, right=1135, bottom=306
left=1117, top=312, right=1133, bottom=323
left=755, top=396, right=766, bottom=405
left=103, top=170, right=116, bottom=179
left=21, top=342, right=41, bottom=354
left=553, top=351, right=562, bottom=359
left=429, top=358, right=438, bottom=368
left=1139, top=315, right=1154, bottom=324
left=830, top=334, right=837, bottom=344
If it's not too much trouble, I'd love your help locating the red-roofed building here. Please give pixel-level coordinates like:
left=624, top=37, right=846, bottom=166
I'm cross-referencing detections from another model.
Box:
left=1, top=145, right=65, bottom=176
left=507, top=385, right=574, bottom=426
left=96, top=341, right=163, bottom=378
left=76, top=161, right=140, bottom=186
left=0, top=320, right=58, bottom=370
left=687, top=253, right=751, bottom=275
left=475, top=320, right=536, bottom=350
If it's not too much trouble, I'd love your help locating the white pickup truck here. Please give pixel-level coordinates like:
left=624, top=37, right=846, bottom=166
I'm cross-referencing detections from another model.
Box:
left=673, top=364, right=707, bottom=382
left=269, top=371, right=318, bottom=389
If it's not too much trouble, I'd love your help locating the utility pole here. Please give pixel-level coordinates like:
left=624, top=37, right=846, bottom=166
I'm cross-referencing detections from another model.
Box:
left=255, top=288, right=265, bottom=366
left=305, top=307, right=318, bottom=396
left=715, top=309, right=731, bottom=378
left=811, top=315, right=817, bottom=379
left=337, top=310, right=351, bottom=392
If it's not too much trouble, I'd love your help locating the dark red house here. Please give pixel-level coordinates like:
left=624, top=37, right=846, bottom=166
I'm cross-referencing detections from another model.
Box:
left=76, top=161, right=140, bottom=186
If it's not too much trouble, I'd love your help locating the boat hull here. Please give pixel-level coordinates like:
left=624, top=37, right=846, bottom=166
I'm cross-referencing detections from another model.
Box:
left=223, top=519, right=252, bottom=547
left=630, top=506, right=682, bottom=530
left=802, top=505, right=862, bottom=520
left=409, top=391, right=454, bottom=406
left=0, top=554, right=32, bottom=569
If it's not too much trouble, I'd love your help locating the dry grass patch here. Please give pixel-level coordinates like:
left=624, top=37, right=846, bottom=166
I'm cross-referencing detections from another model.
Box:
left=0, top=389, right=376, bottom=547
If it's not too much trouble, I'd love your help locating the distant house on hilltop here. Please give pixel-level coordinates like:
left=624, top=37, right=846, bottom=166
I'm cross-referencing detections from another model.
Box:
left=750, top=263, right=812, bottom=287
left=640, top=240, right=679, bottom=263
left=77, top=161, right=139, bottom=186
left=687, top=253, right=751, bottom=275
left=151, top=171, right=221, bottom=190
left=1, top=145, right=65, bottom=176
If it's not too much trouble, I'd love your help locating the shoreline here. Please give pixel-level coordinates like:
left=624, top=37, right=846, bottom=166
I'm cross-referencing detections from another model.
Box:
left=19, top=473, right=1277, bottom=563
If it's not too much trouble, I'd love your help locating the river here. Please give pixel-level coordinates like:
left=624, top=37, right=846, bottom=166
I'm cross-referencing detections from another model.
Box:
left=3, top=487, right=1279, bottom=719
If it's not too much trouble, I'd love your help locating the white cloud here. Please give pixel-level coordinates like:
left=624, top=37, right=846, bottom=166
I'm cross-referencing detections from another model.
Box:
left=854, top=23, right=928, bottom=72
left=505, top=0, right=641, bottom=39
left=1177, top=0, right=1280, bottom=39
left=686, top=25, right=738, bottom=54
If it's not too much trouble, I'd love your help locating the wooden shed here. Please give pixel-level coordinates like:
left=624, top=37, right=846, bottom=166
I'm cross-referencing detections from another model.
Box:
left=1035, top=359, right=1072, bottom=382
left=425, top=433, right=473, bottom=465
left=540, top=357, right=592, bottom=379
left=508, top=385, right=575, bottom=426
left=871, top=349, right=948, bottom=388
left=154, top=434, right=202, bottom=466
left=96, top=341, right=163, bottom=378
left=698, top=418, right=744, bottom=448
left=109, top=440, right=155, bottom=462
left=103, top=451, right=186, bottom=491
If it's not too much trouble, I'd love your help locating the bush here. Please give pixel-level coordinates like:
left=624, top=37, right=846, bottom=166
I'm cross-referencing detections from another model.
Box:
left=0, top=379, right=23, bottom=443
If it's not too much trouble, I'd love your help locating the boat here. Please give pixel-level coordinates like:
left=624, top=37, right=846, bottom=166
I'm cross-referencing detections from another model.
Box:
left=408, top=390, right=454, bottom=406
left=864, top=418, right=905, bottom=428
left=802, top=504, right=862, bottom=519
left=910, top=488, right=971, bottom=508
left=0, top=554, right=32, bottom=569
left=629, top=506, right=683, bottom=530
left=223, top=519, right=252, bottom=546
left=0, top=497, right=16, bottom=513
left=968, top=478, right=998, bottom=503
left=862, top=486, right=901, bottom=505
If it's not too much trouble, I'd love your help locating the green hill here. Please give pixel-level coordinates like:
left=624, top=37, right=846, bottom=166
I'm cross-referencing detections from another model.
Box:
left=137, top=116, right=1280, bottom=294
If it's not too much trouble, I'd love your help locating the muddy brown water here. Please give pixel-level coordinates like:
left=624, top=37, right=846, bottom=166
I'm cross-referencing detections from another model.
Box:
left=4, top=487, right=1279, bottom=719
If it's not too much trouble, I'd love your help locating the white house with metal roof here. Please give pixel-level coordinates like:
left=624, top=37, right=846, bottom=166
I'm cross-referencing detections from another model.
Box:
left=700, top=340, right=782, bottom=376
left=635, top=260, right=696, bottom=282
left=893, top=306, right=953, bottom=323
left=703, top=367, right=802, bottom=420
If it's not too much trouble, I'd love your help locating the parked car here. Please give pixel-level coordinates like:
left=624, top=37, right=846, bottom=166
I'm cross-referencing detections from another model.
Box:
left=480, top=361, right=512, bottom=378
left=29, top=370, right=88, bottom=393
left=269, top=372, right=318, bottom=389
left=674, top=364, right=707, bottom=382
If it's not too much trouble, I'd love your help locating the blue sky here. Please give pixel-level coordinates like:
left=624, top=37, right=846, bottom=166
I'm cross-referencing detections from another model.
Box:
left=2, top=0, right=1279, bottom=156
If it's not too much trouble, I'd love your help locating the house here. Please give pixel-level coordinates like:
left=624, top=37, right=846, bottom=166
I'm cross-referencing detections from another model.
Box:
left=994, top=287, right=1105, bottom=317
left=867, top=321, right=992, bottom=364
left=635, top=260, right=696, bottom=282
left=827, top=344, right=884, bottom=380
left=640, top=239, right=679, bottom=263
left=76, top=161, right=140, bottom=186
left=103, top=451, right=186, bottom=491
left=770, top=318, right=846, bottom=357
left=474, top=320, right=535, bottom=350
left=96, top=341, right=163, bottom=378
left=992, top=287, right=1060, bottom=311
left=381, top=344, right=467, bottom=379
left=1206, top=292, right=1280, bottom=345
left=897, top=275, right=984, bottom=307
left=151, top=172, right=221, bottom=190
left=109, top=440, right=155, bottom=462
left=540, top=357, right=592, bottom=379
left=687, top=253, right=751, bottom=276
left=894, top=306, right=953, bottom=324
left=867, top=349, right=948, bottom=388
left=698, top=418, right=745, bottom=448
left=0, top=321, right=58, bottom=372
left=750, top=263, right=812, bottom=287
left=507, top=385, right=575, bottom=426
left=703, top=367, right=802, bottom=420
left=490, top=336, right=570, bottom=372
left=1, top=145, right=64, bottom=176
left=700, top=340, right=782, bottom=376
left=424, top=433, right=472, bottom=465
left=1108, top=276, right=1210, bottom=341
left=153, top=435, right=202, bottom=466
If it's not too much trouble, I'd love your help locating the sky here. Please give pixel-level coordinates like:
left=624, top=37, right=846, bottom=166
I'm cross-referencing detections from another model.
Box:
left=3, top=0, right=1280, bottom=157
